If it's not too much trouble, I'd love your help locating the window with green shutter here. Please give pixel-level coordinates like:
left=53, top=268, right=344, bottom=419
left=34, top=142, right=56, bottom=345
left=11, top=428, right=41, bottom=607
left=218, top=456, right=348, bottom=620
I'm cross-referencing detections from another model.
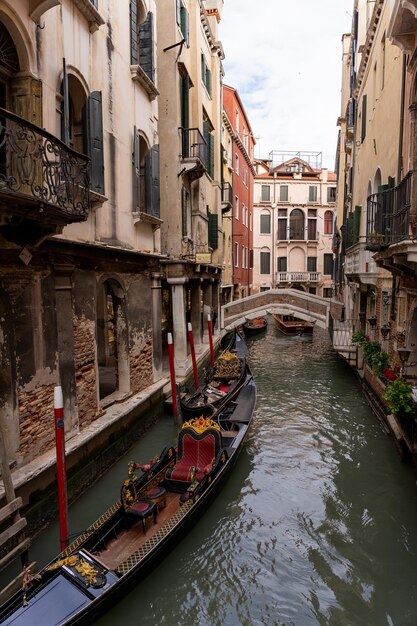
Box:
left=309, top=186, right=317, bottom=202
left=208, top=212, right=218, bottom=249
left=87, top=91, right=105, bottom=195
left=323, top=253, right=333, bottom=276
left=260, top=251, right=271, bottom=274
left=139, top=12, right=154, bottom=82
left=307, top=256, right=317, bottom=272
left=180, top=6, right=189, bottom=46
left=261, top=185, right=270, bottom=201
left=353, top=205, right=361, bottom=243
left=280, top=186, right=288, bottom=202
left=277, top=256, right=287, bottom=272
left=361, top=94, right=367, bottom=143
left=144, top=144, right=160, bottom=218
left=260, top=214, right=271, bottom=234
left=132, top=126, right=140, bottom=212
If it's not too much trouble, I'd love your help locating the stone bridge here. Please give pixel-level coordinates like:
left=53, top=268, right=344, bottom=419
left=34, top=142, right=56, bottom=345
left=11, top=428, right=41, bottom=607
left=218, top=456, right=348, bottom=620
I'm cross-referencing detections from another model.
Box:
left=221, top=289, right=345, bottom=332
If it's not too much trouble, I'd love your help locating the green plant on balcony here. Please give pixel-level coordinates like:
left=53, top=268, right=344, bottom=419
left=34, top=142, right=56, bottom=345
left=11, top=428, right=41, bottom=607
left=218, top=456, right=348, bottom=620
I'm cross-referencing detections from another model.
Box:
left=368, top=349, right=390, bottom=377
left=383, top=378, right=415, bottom=417
left=351, top=330, right=368, bottom=345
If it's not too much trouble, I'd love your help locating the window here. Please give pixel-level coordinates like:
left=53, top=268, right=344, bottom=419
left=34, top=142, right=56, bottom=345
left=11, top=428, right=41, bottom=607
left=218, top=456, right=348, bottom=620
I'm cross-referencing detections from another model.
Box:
left=277, top=218, right=287, bottom=240
left=249, top=249, right=253, bottom=268
left=235, top=196, right=239, bottom=220
left=242, top=245, right=245, bottom=268
left=208, top=211, right=218, bottom=249
left=327, top=187, right=336, bottom=203
left=307, top=257, right=317, bottom=272
left=323, top=253, right=333, bottom=276
left=235, top=242, right=239, bottom=267
left=280, top=185, right=288, bottom=202
left=309, top=186, right=317, bottom=202
left=307, top=218, right=317, bottom=240
left=323, top=288, right=333, bottom=298
left=261, top=185, right=271, bottom=202
left=235, top=154, right=239, bottom=174
left=201, top=54, right=212, bottom=97
left=260, top=213, right=271, bottom=234
left=324, top=210, right=333, bottom=235
left=260, top=251, right=270, bottom=274
left=235, top=109, right=239, bottom=132
left=277, top=256, right=287, bottom=272
left=289, top=209, right=304, bottom=240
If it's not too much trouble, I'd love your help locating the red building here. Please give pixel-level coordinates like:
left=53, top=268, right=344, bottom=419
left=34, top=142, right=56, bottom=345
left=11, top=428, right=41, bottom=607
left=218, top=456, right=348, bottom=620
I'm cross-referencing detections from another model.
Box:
left=223, top=85, right=255, bottom=299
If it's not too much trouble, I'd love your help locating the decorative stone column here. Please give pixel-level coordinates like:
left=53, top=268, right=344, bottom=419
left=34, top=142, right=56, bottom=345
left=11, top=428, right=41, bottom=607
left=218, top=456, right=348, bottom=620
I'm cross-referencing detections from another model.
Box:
left=151, top=273, right=163, bottom=380
left=167, top=277, right=188, bottom=376
left=190, top=280, right=202, bottom=346
left=54, top=265, right=78, bottom=433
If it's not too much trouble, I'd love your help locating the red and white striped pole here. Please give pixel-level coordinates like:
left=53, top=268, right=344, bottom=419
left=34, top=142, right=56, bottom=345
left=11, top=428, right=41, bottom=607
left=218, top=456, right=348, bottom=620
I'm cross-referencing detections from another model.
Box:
left=54, top=386, right=68, bottom=552
left=187, top=322, right=199, bottom=389
left=167, top=333, right=178, bottom=424
left=207, top=314, right=214, bottom=366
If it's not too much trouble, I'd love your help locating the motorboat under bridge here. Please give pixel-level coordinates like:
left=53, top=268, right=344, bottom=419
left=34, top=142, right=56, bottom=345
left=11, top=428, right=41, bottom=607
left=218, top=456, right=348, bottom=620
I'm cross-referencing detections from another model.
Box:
left=221, top=289, right=357, bottom=365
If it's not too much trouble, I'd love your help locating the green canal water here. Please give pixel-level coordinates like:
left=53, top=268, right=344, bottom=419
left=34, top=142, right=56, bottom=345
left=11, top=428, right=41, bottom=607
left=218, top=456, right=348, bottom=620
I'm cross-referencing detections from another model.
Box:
left=20, top=324, right=417, bottom=624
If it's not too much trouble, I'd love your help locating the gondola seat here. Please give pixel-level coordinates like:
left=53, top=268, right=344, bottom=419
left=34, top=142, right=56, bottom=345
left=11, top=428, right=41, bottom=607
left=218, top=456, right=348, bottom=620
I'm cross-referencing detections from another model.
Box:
left=121, top=479, right=157, bottom=533
left=141, top=486, right=167, bottom=510
left=165, top=425, right=222, bottom=492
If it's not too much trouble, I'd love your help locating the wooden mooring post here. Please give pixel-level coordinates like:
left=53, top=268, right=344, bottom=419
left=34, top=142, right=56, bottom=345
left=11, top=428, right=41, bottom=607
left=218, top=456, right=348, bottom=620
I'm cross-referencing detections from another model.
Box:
left=0, top=424, right=34, bottom=603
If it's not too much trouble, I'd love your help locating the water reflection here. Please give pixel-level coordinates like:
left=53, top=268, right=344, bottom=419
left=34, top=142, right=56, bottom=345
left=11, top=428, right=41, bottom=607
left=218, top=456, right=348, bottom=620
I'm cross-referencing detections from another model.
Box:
left=12, top=322, right=417, bottom=625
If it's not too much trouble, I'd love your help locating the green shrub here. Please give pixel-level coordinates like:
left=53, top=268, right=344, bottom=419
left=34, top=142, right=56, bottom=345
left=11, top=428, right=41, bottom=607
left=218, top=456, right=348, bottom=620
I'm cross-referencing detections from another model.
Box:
left=383, top=378, right=415, bottom=416
left=369, top=350, right=390, bottom=377
left=351, top=331, right=368, bottom=346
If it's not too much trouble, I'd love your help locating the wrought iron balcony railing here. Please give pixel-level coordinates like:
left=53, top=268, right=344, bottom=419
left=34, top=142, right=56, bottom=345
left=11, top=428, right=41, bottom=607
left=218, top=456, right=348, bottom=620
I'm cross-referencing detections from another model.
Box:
left=276, top=271, right=320, bottom=283
left=366, top=171, right=412, bottom=251
left=179, top=127, right=207, bottom=166
left=221, top=182, right=233, bottom=209
left=0, top=107, right=90, bottom=223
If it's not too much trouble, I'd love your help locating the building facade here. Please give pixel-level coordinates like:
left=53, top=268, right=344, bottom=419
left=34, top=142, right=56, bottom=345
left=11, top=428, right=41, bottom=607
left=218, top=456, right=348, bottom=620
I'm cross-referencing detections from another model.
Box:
left=156, top=0, right=224, bottom=373
left=222, top=84, right=255, bottom=300
left=336, top=0, right=417, bottom=377
left=252, top=152, right=336, bottom=297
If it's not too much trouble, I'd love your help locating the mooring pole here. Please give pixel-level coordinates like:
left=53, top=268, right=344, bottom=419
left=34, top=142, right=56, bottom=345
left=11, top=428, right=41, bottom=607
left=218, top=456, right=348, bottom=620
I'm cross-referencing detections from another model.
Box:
left=208, top=314, right=214, bottom=366
left=187, top=322, right=199, bottom=389
left=167, top=333, right=178, bottom=424
left=54, top=386, right=68, bottom=551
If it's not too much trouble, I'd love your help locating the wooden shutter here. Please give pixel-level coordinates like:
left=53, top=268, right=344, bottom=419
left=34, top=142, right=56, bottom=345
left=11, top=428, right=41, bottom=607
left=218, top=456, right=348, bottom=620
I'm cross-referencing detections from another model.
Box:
left=181, top=186, right=188, bottom=237
left=87, top=91, right=105, bottom=195
left=208, top=212, right=218, bottom=249
left=180, top=7, right=189, bottom=45
left=132, top=126, right=140, bottom=212
left=176, top=0, right=181, bottom=26
left=206, top=68, right=212, bottom=96
left=145, top=144, right=160, bottom=218
left=130, top=0, right=139, bottom=65
left=139, top=12, right=154, bottom=81
left=209, top=134, right=214, bottom=178
left=361, top=94, right=367, bottom=143
left=249, top=249, right=253, bottom=269
left=62, top=58, right=70, bottom=145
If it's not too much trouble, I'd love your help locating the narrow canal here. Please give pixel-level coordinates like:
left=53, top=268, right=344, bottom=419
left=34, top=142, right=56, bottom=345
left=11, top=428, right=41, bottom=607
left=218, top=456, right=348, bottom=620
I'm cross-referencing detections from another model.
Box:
left=25, top=324, right=417, bottom=624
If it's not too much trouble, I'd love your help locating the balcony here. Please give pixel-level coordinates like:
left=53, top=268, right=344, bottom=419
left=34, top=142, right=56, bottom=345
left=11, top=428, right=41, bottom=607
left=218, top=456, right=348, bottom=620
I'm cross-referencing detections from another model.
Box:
left=0, top=108, right=90, bottom=244
left=221, top=182, right=233, bottom=212
left=276, top=271, right=320, bottom=284
left=389, top=0, right=417, bottom=52
left=179, top=127, right=207, bottom=181
left=366, top=172, right=412, bottom=251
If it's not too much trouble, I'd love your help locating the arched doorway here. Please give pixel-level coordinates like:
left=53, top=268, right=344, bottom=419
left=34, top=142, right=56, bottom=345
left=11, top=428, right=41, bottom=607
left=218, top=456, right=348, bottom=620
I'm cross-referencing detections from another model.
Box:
left=97, top=279, right=130, bottom=400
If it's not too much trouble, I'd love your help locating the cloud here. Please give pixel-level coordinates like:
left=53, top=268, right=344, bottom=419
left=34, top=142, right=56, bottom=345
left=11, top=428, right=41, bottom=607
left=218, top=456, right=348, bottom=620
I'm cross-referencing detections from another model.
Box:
left=220, top=0, right=353, bottom=169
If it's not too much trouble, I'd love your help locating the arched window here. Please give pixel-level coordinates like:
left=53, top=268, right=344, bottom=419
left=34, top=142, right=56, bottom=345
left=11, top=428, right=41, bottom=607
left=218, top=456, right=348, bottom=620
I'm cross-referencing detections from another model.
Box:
left=289, top=209, right=304, bottom=240
left=324, top=210, right=333, bottom=235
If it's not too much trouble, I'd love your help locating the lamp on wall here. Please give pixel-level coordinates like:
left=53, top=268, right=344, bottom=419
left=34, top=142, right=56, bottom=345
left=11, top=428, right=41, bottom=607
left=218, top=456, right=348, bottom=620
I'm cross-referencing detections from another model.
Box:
left=380, top=324, right=390, bottom=339
left=368, top=315, right=377, bottom=327
left=397, top=347, right=411, bottom=376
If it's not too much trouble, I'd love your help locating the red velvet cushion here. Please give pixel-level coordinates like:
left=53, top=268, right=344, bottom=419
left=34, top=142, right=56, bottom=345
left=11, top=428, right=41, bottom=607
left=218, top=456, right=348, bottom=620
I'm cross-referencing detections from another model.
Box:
left=143, top=487, right=166, bottom=499
left=170, top=433, right=217, bottom=482
left=130, top=502, right=152, bottom=514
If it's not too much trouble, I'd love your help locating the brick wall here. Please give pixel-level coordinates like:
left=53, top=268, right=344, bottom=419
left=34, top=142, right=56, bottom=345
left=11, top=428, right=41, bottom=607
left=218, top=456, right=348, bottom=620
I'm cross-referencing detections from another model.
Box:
left=130, top=338, right=153, bottom=394
left=18, top=384, right=55, bottom=462
left=74, top=314, right=99, bottom=427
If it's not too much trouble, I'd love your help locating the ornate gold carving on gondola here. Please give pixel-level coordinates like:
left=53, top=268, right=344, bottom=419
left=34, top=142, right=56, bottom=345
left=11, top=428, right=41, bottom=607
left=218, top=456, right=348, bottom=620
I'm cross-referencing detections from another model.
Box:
left=182, top=416, right=221, bottom=433
left=213, top=351, right=240, bottom=379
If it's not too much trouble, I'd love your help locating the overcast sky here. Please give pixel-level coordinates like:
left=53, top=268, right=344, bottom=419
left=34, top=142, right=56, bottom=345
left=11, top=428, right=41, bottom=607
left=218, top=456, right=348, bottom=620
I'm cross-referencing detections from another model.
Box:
left=219, top=1, right=353, bottom=171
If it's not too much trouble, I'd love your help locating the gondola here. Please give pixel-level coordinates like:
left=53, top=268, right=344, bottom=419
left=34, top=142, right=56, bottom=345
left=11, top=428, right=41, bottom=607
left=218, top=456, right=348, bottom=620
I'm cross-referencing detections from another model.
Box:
left=179, top=329, right=248, bottom=421
left=242, top=316, right=267, bottom=336
left=273, top=313, right=315, bottom=336
left=0, top=362, right=256, bottom=626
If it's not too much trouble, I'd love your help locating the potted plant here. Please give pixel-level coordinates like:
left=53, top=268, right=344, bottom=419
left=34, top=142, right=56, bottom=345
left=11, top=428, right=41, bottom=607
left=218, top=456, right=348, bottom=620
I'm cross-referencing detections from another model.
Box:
left=383, top=378, right=415, bottom=417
